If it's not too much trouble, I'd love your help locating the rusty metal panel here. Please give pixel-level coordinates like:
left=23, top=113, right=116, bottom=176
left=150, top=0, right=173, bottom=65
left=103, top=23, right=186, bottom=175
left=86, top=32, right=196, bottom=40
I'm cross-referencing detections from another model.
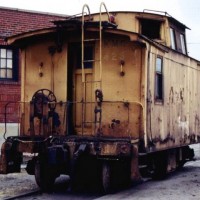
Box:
left=101, top=102, right=142, bottom=139
left=130, top=144, right=141, bottom=181
left=66, top=139, right=132, bottom=157
left=98, top=141, right=132, bottom=156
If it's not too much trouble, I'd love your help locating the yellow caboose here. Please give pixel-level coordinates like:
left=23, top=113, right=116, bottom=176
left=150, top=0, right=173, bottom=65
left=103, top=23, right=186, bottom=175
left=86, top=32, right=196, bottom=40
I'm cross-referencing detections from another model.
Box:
left=0, top=3, right=198, bottom=192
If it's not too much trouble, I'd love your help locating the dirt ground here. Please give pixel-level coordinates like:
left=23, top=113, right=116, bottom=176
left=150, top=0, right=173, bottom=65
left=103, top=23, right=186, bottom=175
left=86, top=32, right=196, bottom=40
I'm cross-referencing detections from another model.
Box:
left=1, top=144, right=200, bottom=199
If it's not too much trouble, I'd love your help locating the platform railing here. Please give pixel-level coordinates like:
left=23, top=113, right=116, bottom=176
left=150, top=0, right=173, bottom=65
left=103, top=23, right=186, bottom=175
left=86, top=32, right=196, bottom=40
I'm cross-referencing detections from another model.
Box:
left=1, top=100, right=143, bottom=139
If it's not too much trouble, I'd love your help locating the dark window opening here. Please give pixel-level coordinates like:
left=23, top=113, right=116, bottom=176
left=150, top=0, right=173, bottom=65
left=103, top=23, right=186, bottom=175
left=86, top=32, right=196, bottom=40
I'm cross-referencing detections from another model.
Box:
left=84, top=46, right=94, bottom=69
left=140, top=19, right=161, bottom=39
left=155, top=56, right=163, bottom=101
left=75, top=44, right=94, bottom=69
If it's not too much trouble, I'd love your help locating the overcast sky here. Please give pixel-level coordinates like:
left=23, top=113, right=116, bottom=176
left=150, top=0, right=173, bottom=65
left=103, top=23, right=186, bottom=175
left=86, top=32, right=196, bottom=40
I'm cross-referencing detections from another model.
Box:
left=0, top=0, right=200, bottom=60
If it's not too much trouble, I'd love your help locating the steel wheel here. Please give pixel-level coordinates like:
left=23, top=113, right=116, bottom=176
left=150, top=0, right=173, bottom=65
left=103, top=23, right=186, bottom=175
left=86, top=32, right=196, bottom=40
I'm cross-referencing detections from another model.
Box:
left=152, top=151, right=168, bottom=180
left=35, top=160, right=56, bottom=192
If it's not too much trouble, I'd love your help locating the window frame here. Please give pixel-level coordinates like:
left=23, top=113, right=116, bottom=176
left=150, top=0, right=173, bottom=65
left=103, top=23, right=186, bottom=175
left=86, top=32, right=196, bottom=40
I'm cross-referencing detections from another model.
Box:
left=0, top=46, right=19, bottom=81
left=155, top=56, right=164, bottom=102
left=180, top=33, right=186, bottom=54
left=170, top=27, right=176, bottom=50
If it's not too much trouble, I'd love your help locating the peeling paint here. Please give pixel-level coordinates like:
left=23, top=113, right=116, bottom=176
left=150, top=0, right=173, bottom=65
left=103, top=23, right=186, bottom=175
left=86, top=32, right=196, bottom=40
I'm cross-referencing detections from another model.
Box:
left=177, top=116, right=189, bottom=135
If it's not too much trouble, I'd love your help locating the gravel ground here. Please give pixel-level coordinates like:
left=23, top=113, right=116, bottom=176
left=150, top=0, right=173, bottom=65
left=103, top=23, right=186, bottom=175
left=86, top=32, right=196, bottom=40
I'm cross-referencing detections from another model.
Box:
left=0, top=168, right=38, bottom=199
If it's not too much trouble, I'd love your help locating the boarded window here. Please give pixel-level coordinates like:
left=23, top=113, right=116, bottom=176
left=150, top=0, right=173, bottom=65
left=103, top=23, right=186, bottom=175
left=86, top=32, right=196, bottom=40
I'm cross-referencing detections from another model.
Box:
left=140, top=19, right=161, bottom=39
left=155, top=56, right=163, bottom=101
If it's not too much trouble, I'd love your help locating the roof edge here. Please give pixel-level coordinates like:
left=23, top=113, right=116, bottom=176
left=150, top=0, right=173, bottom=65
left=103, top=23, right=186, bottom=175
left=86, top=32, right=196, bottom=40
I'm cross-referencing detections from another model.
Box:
left=0, top=6, right=68, bottom=17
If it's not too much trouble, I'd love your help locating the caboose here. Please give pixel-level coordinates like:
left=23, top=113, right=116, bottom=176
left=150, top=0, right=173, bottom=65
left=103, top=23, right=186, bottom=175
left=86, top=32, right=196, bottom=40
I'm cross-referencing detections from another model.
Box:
left=0, top=3, right=198, bottom=192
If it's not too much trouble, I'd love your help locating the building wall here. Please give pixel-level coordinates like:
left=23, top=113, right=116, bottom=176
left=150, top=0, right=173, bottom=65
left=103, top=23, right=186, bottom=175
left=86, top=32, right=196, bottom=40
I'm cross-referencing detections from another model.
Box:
left=0, top=7, right=66, bottom=123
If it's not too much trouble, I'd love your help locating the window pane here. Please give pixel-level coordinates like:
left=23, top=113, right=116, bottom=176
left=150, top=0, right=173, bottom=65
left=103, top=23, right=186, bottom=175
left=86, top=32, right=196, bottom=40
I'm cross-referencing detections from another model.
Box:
left=7, top=69, right=13, bottom=78
left=156, top=57, right=162, bottom=73
left=180, top=34, right=186, bottom=54
left=0, top=49, right=6, bottom=58
left=0, top=59, right=6, bottom=68
left=75, top=44, right=94, bottom=69
left=155, top=56, right=163, bottom=100
left=0, top=48, right=17, bottom=80
left=0, top=69, right=6, bottom=78
left=170, top=28, right=176, bottom=50
left=7, top=59, right=13, bottom=68
left=7, top=50, right=13, bottom=59
left=155, top=74, right=163, bottom=99
left=84, top=46, right=93, bottom=69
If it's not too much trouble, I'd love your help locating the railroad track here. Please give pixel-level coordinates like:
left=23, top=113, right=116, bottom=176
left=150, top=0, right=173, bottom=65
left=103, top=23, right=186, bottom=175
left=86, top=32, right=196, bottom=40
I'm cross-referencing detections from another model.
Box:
left=4, top=190, right=41, bottom=200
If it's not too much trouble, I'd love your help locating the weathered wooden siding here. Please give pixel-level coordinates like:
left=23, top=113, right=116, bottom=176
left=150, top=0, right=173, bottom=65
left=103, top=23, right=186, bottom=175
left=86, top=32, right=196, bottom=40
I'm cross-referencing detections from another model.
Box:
left=100, top=35, right=143, bottom=139
left=21, top=40, right=67, bottom=102
left=20, top=38, right=67, bottom=135
left=146, top=45, right=200, bottom=151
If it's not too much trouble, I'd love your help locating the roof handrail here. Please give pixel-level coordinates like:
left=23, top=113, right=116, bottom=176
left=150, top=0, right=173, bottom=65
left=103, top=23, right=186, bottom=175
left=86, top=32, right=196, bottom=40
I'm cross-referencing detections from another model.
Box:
left=100, top=2, right=111, bottom=22
left=143, top=9, right=172, bottom=17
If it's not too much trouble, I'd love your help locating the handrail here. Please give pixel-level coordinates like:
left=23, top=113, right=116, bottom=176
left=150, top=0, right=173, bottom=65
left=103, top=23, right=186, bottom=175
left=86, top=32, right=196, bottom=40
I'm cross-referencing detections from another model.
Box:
left=1, top=100, right=144, bottom=140
left=100, top=2, right=111, bottom=22
left=143, top=9, right=171, bottom=17
left=3, top=101, right=20, bottom=140
left=99, top=2, right=111, bottom=82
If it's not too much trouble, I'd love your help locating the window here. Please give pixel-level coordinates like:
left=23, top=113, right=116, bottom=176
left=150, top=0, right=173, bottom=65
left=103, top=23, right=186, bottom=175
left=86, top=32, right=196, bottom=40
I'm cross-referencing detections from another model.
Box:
left=0, top=47, right=19, bottom=81
left=155, top=56, right=163, bottom=101
left=140, top=19, right=162, bottom=39
left=170, top=28, right=176, bottom=50
left=83, top=45, right=94, bottom=69
left=180, top=34, right=186, bottom=54
left=75, top=44, right=94, bottom=69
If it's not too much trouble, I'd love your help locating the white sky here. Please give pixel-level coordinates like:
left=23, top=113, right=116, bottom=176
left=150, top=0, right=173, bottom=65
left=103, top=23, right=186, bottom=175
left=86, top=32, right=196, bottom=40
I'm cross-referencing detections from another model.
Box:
left=0, top=0, right=200, bottom=60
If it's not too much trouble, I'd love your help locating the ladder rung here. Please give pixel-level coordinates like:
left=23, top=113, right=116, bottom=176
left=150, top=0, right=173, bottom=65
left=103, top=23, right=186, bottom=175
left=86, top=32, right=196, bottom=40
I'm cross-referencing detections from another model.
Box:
left=83, top=59, right=100, bottom=63
left=83, top=121, right=94, bottom=124
left=83, top=121, right=101, bottom=123
left=84, top=39, right=100, bottom=42
left=139, top=165, right=148, bottom=169
left=139, top=153, right=148, bottom=156
left=84, top=80, right=101, bottom=83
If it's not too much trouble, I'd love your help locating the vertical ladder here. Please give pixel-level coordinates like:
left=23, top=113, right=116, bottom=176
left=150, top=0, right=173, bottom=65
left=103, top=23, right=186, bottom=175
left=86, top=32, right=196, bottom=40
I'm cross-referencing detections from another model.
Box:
left=81, top=4, right=91, bottom=135
left=81, top=3, right=112, bottom=135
